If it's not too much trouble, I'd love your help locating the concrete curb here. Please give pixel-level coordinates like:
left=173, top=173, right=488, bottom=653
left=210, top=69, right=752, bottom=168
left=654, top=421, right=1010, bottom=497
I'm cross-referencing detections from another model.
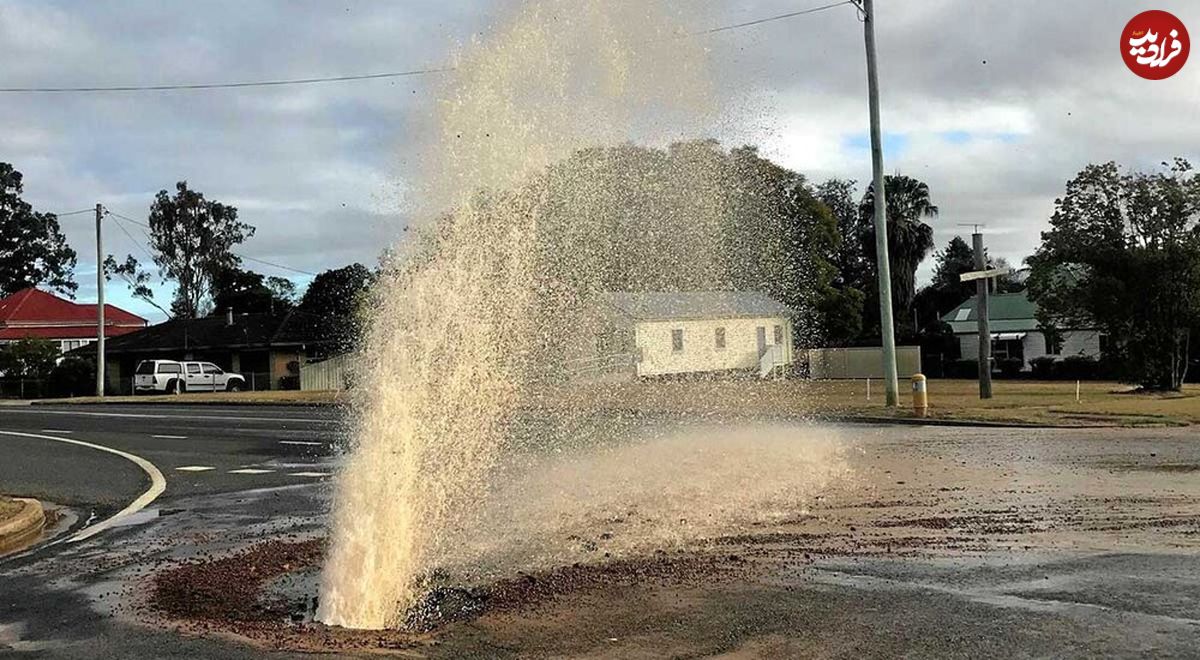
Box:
left=0, top=498, right=45, bottom=555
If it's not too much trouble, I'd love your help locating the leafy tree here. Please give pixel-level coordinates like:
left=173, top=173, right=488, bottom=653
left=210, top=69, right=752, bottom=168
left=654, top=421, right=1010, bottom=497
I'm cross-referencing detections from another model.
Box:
left=296, top=263, right=375, bottom=351
left=210, top=267, right=295, bottom=316
left=104, top=254, right=170, bottom=318
left=815, top=178, right=869, bottom=292
left=141, top=181, right=255, bottom=319
left=1027, top=159, right=1200, bottom=390
left=0, top=163, right=78, bottom=298
left=0, top=337, right=60, bottom=397
left=48, top=356, right=96, bottom=398
left=859, top=175, right=938, bottom=338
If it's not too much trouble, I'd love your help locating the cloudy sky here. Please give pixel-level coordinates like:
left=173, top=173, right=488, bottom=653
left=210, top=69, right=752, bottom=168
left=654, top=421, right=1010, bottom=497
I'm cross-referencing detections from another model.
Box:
left=2, top=0, right=1197, bottom=321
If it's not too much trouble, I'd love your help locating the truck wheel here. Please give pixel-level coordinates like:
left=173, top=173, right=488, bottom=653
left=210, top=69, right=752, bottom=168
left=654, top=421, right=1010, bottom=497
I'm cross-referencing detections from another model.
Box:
left=166, top=379, right=178, bottom=395
left=227, top=381, right=243, bottom=393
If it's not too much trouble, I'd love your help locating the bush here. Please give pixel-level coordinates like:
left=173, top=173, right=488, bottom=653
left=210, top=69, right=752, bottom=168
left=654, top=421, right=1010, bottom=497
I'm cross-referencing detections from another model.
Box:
left=946, top=359, right=978, bottom=379
left=1030, top=356, right=1057, bottom=379
left=278, top=375, right=300, bottom=390
left=1059, top=355, right=1099, bottom=380
left=47, top=357, right=96, bottom=398
left=996, top=357, right=1024, bottom=378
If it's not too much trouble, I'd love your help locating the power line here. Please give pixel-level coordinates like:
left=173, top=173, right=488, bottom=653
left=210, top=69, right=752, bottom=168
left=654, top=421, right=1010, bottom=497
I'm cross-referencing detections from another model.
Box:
left=107, top=213, right=157, bottom=264
left=105, top=209, right=316, bottom=276
left=698, top=1, right=855, bottom=34
left=0, top=66, right=455, bottom=94
left=238, top=254, right=317, bottom=277
left=52, top=208, right=95, bottom=217
left=2, top=2, right=855, bottom=95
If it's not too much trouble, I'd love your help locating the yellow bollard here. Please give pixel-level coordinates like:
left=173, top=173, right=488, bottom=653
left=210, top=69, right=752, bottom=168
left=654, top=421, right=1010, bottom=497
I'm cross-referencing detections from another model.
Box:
left=911, top=373, right=928, bottom=417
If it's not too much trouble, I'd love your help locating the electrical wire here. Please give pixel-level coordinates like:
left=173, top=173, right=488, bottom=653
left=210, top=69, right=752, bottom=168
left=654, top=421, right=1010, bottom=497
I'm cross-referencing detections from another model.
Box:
left=105, top=209, right=316, bottom=277
left=51, top=208, right=95, bottom=217
left=0, top=66, right=455, bottom=94
left=697, top=1, right=854, bottom=34
left=1, top=2, right=856, bottom=94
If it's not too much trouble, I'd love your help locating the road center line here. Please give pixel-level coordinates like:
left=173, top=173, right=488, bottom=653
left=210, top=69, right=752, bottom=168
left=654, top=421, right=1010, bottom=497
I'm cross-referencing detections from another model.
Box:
left=40, top=429, right=74, bottom=434
left=152, top=435, right=188, bottom=439
left=0, top=429, right=167, bottom=543
left=279, top=440, right=324, bottom=446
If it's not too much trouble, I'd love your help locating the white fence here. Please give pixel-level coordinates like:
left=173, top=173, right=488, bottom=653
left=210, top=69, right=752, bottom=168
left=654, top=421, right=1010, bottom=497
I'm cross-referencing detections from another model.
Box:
left=300, top=354, right=351, bottom=391
left=806, top=346, right=922, bottom=379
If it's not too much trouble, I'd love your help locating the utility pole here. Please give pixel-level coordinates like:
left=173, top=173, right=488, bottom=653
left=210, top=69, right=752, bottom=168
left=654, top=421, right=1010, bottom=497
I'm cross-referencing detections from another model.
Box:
left=971, top=232, right=992, bottom=399
left=861, top=0, right=899, bottom=406
left=95, top=203, right=106, bottom=398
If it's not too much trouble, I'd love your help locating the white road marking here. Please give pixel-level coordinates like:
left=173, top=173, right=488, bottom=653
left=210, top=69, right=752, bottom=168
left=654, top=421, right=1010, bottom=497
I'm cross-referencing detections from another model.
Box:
left=175, top=465, right=215, bottom=472
left=0, top=429, right=166, bottom=543
left=40, top=429, right=73, bottom=434
left=4, top=408, right=333, bottom=424
left=290, top=471, right=331, bottom=478
left=279, top=440, right=323, bottom=446
left=228, top=468, right=274, bottom=475
left=152, top=434, right=188, bottom=439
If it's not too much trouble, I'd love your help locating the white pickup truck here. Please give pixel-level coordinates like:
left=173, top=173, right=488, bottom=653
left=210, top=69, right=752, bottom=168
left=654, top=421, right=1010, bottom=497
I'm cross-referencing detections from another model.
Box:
left=133, top=360, right=247, bottom=394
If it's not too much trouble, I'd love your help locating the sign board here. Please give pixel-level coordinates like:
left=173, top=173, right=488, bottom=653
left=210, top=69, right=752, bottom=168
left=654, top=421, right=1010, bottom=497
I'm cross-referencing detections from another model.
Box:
left=959, top=266, right=1013, bottom=283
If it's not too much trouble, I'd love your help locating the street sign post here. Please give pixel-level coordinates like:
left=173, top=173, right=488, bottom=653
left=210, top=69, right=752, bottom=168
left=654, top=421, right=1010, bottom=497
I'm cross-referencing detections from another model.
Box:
left=959, top=235, right=1011, bottom=400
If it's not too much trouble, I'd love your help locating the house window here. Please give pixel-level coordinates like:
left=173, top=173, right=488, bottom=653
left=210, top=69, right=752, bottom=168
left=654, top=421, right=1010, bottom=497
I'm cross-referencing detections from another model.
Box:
left=671, top=329, right=684, bottom=352
left=714, top=327, right=726, bottom=349
left=773, top=325, right=784, bottom=345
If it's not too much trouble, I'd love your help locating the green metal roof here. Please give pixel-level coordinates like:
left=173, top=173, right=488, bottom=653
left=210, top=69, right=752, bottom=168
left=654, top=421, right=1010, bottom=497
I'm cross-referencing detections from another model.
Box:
left=942, top=292, right=1040, bottom=333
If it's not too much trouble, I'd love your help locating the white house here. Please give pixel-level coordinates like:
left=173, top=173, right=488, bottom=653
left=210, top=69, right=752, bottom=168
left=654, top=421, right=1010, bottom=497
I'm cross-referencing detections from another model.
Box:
left=942, top=291, right=1103, bottom=371
left=584, top=291, right=795, bottom=378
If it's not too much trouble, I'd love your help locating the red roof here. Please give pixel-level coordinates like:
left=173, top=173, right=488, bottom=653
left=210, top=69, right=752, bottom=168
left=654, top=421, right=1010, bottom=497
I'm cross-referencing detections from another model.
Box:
left=0, top=288, right=147, bottom=341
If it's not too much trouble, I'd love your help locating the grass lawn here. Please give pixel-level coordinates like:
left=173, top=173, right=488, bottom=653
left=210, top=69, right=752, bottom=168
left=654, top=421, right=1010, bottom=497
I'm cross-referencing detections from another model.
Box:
left=29, top=379, right=1200, bottom=427
left=533, top=378, right=1200, bottom=427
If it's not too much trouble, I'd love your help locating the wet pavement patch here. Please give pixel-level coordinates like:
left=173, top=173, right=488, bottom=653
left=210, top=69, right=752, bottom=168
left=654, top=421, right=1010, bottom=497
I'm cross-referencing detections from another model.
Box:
left=143, top=537, right=747, bottom=654
left=150, top=538, right=324, bottom=623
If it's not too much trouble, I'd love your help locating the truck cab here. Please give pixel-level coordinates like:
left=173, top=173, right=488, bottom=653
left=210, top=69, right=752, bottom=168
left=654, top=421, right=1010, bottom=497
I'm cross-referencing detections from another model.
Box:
left=179, top=361, right=246, bottom=393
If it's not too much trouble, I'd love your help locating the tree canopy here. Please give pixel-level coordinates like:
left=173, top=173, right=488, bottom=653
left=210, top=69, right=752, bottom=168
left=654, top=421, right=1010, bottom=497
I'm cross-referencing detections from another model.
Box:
left=0, top=163, right=78, bottom=298
left=1027, top=159, right=1200, bottom=390
left=295, top=263, right=375, bottom=353
left=143, top=181, right=255, bottom=319
left=859, top=175, right=938, bottom=338
left=209, top=267, right=296, bottom=316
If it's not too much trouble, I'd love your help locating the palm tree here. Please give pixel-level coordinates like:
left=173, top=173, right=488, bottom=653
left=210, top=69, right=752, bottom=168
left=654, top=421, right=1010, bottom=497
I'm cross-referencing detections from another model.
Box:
left=859, top=175, right=938, bottom=336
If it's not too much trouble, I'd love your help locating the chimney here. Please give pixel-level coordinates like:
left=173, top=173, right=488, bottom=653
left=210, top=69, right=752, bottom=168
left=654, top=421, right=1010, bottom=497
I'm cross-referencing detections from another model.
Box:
left=226, top=308, right=234, bottom=326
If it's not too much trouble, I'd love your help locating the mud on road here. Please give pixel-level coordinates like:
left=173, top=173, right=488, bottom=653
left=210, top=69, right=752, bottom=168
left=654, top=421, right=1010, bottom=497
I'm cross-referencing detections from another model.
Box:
left=6, top=422, right=1200, bottom=658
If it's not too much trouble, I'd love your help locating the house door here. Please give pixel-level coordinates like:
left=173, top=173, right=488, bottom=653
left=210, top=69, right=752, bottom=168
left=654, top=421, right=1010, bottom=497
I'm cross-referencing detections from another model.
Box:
left=756, top=326, right=767, bottom=357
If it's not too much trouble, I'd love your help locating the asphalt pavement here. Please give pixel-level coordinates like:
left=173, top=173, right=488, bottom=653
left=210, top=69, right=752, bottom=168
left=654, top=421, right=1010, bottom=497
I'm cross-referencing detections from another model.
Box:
left=0, top=404, right=343, bottom=519
left=3, top=408, right=1200, bottom=658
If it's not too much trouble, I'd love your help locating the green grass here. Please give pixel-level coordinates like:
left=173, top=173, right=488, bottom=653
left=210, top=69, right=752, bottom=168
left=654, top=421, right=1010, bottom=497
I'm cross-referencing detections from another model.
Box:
left=532, top=379, right=1200, bottom=427
left=35, top=379, right=1200, bottom=427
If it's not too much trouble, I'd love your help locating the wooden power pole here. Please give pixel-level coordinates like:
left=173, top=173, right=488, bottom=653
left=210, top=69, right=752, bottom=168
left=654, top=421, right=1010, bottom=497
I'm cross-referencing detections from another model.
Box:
left=95, top=203, right=106, bottom=398
left=959, top=233, right=1010, bottom=400
left=971, top=232, right=991, bottom=399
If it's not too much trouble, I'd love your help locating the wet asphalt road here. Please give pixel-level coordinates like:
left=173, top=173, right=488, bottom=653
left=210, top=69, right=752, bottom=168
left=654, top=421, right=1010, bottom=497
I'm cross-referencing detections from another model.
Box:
left=3, top=408, right=1200, bottom=658
left=0, top=404, right=343, bottom=518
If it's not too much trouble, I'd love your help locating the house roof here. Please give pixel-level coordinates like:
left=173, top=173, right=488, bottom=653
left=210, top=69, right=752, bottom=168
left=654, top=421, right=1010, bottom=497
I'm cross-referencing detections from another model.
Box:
left=0, top=287, right=146, bottom=340
left=71, top=309, right=323, bottom=355
left=605, top=291, right=793, bottom=322
left=942, top=292, right=1042, bottom=333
